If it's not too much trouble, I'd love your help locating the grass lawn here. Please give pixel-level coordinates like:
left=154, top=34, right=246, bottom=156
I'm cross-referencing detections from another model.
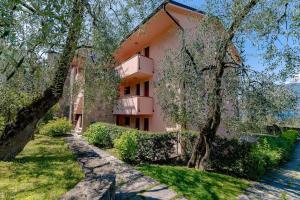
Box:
left=0, top=134, right=84, bottom=200
left=137, top=164, right=250, bottom=200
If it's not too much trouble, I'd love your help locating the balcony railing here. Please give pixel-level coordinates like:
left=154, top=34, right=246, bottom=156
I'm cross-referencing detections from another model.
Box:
left=115, top=54, right=154, bottom=80
left=113, top=96, right=153, bottom=115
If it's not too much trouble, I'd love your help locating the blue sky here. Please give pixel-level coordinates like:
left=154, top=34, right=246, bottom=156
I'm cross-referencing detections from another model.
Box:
left=175, top=0, right=263, bottom=71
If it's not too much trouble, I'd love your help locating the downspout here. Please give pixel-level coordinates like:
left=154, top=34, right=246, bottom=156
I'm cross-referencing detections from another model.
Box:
left=163, top=4, right=185, bottom=47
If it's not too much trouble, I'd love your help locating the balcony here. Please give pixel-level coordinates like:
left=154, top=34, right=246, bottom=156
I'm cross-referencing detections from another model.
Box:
left=113, top=96, right=153, bottom=115
left=115, top=55, right=154, bottom=80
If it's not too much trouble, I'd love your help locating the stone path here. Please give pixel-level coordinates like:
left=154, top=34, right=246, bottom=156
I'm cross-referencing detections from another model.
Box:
left=64, top=133, right=185, bottom=200
left=239, top=140, right=300, bottom=200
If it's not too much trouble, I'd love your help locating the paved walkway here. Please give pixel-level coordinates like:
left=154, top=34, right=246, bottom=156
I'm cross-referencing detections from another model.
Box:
left=65, top=133, right=185, bottom=200
left=239, top=140, right=300, bottom=200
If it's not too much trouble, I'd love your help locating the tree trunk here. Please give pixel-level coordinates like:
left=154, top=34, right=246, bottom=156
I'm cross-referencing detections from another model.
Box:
left=188, top=63, right=224, bottom=170
left=0, top=0, right=85, bottom=161
left=187, top=0, right=258, bottom=170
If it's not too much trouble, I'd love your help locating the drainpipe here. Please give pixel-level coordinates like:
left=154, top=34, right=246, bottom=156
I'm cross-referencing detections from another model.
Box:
left=163, top=4, right=185, bottom=47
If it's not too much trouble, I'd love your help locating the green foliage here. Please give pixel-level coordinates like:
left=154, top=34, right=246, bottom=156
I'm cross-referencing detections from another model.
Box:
left=245, top=130, right=298, bottom=179
left=114, top=130, right=138, bottom=163
left=137, top=164, right=250, bottom=200
left=0, top=134, right=84, bottom=199
left=85, top=123, right=114, bottom=148
left=179, top=129, right=298, bottom=180
left=0, top=86, right=33, bottom=122
left=84, top=122, right=130, bottom=147
left=280, top=130, right=299, bottom=145
left=40, top=103, right=61, bottom=124
left=0, top=116, right=5, bottom=135
left=137, top=132, right=177, bottom=162
left=85, top=122, right=177, bottom=162
left=39, top=118, right=72, bottom=137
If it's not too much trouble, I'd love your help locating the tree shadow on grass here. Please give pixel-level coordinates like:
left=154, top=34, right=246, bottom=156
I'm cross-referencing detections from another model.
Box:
left=137, top=164, right=249, bottom=200
left=0, top=135, right=84, bottom=200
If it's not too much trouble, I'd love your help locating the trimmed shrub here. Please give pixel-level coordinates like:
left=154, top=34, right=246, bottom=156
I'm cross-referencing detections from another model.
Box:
left=179, top=129, right=298, bottom=180
left=84, top=122, right=131, bottom=148
left=39, top=118, right=72, bottom=137
left=137, top=132, right=177, bottom=162
left=114, top=130, right=138, bottom=163
left=210, top=137, right=252, bottom=176
left=244, top=130, right=298, bottom=179
left=85, top=123, right=114, bottom=148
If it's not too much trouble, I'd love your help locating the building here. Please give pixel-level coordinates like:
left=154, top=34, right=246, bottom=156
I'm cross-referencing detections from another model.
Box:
left=69, top=0, right=239, bottom=133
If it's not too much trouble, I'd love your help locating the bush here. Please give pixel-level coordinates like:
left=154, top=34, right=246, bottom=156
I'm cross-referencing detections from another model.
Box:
left=244, top=130, right=298, bottom=179
left=39, top=118, right=72, bottom=137
left=85, top=123, right=113, bottom=148
left=84, top=122, right=131, bottom=148
left=114, top=130, right=138, bottom=163
left=280, top=130, right=298, bottom=145
left=84, top=122, right=177, bottom=163
left=137, top=132, right=177, bottom=162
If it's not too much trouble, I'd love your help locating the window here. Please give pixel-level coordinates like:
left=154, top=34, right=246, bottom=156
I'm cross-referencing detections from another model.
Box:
left=136, top=84, right=140, bottom=95
left=144, top=118, right=149, bottom=131
left=145, top=47, right=150, bottom=58
left=135, top=118, right=140, bottom=130
left=124, top=86, right=130, bottom=95
left=125, top=117, right=130, bottom=126
left=144, top=81, right=149, bottom=97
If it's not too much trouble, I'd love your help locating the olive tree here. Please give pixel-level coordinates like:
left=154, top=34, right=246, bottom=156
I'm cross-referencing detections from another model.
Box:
left=156, top=0, right=299, bottom=170
left=0, top=0, right=162, bottom=160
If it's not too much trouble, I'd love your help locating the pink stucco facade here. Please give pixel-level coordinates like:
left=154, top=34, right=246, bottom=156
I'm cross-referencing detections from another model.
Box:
left=112, top=2, right=207, bottom=132
left=69, top=1, right=239, bottom=133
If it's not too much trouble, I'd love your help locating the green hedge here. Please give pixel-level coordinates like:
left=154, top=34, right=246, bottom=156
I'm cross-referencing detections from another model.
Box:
left=244, top=130, right=298, bottom=179
left=114, top=130, right=138, bottom=162
left=39, top=118, right=72, bottom=137
left=84, top=122, right=298, bottom=180
left=137, top=131, right=177, bottom=162
left=84, top=122, right=177, bottom=162
left=84, top=122, right=130, bottom=148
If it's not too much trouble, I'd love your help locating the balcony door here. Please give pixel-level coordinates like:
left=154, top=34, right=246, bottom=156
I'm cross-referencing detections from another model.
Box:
left=144, top=81, right=149, bottom=97
left=144, top=47, right=150, bottom=58
left=144, top=118, right=149, bottom=131
left=135, top=118, right=140, bottom=130
left=136, top=84, right=140, bottom=96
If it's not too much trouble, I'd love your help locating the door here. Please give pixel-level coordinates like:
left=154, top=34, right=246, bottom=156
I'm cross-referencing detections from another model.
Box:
left=116, top=115, right=120, bottom=126
left=144, top=118, right=149, bottom=131
left=145, top=47, right=150, bottom=58
left=144, top=81, right=149, bottom=97
left=136, top=84, right=140, bottom=96
left=135, top=118, right=140, bottom=130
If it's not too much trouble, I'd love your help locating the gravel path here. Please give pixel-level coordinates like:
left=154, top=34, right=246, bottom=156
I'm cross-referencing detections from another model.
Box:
left=239, top=140, right=300, bottom=200
left=64, top=133, right=185, bottom=200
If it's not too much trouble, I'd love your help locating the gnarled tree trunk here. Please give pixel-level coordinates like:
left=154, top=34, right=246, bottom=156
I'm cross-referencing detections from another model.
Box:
left=0, top=0, right=85, bottom=161
left=188, top=64, right=224, bottom=170
left=187, top=0, right=259, bottom=170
